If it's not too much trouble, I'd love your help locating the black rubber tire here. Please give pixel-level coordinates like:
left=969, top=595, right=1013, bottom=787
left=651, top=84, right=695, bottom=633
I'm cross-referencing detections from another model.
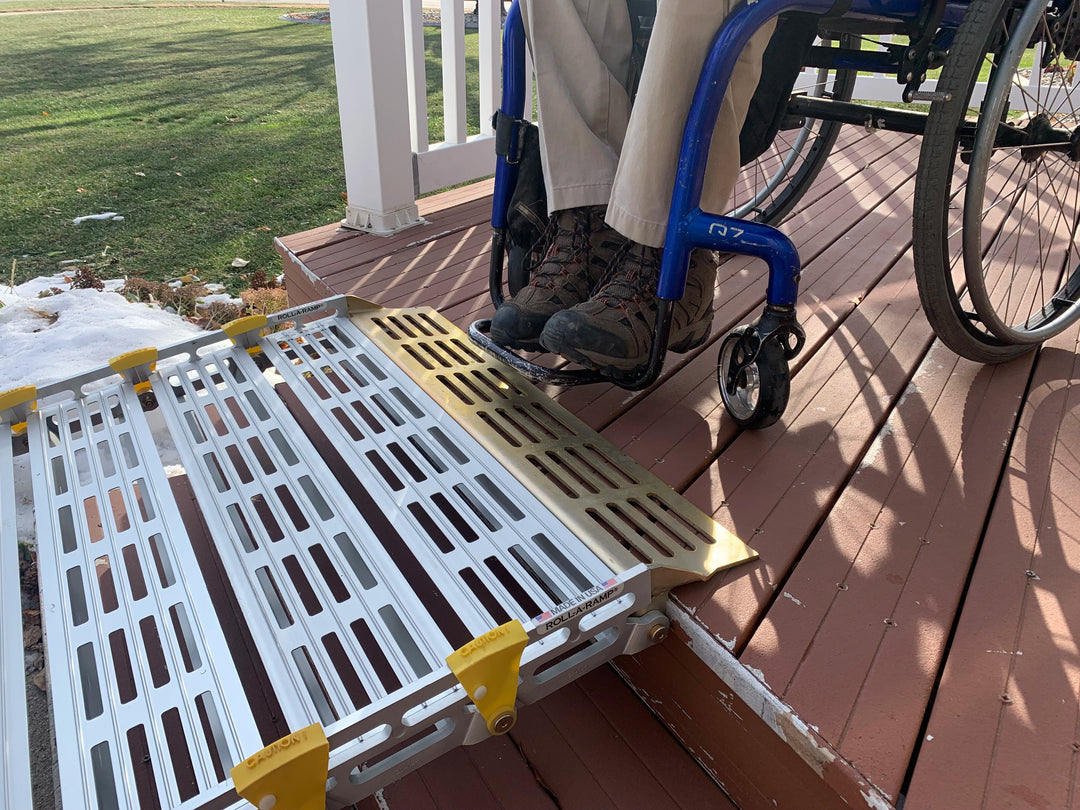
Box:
left=913, top=0, right=1080, bottom=363
left=506, top=244, right=530, bottom=297
left=717, top=328, right=791, bottom=429
left=729, top=36, right=858, bottom=225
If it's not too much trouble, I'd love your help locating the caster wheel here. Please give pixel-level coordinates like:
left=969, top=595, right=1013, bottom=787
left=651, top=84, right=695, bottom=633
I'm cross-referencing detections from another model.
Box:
left=717, top=327, right=790, bottom=429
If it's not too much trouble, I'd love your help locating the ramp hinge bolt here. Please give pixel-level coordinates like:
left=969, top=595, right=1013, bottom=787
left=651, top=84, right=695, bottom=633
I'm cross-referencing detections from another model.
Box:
left=492, top=711, right=516, bottom=734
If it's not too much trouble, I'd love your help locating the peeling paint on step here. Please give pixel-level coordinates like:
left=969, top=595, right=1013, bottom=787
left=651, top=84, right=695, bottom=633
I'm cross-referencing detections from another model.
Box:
left=862, top=788, right=893, bottom=810
left=669, top=603, right=893, bottom=809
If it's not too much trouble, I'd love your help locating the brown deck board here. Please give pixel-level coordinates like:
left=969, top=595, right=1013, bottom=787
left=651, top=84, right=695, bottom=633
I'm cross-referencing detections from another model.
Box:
left=751, top=349, right=1033, bottom=797
left=605, top=160, right=919, bottom=490
left=676, top=241, right=933, bottom=643
left=276, top=128, right=1080, bottom=809
left=902, top=323, right=1080, bottom=810
left=514, top=674, right=725, bottom=809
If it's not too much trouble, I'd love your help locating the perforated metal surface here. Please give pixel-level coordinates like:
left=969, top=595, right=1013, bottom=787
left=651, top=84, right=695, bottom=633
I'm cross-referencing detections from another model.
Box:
left=152, top=302, right=654, bottom=804
left=2, top=295, right=753, bottom=809
left=0, top=432, right=32, bottom=810
left=25, top=383, right=263, bottom=809
left=353, top=304, right=757, bottom=594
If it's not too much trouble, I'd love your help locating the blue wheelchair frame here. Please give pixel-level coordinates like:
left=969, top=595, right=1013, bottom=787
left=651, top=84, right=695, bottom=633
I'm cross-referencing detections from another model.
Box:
left=474, top=0, right=973, bottom=389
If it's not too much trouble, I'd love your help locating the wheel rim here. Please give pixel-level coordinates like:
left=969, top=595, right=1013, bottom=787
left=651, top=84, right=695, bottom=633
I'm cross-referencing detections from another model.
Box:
left=961, top=0, right=1080, bottom=344
left=729, top=114, right=816, bottom=219
left=727, top=42, right=853, bottom=223
left=720, top=338, right=762, bottom=420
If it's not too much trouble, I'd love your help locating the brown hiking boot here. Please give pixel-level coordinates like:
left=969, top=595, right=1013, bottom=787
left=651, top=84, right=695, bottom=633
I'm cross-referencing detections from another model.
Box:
left=490, top=205, right=627, bottom=350
left=539, top=244, right=718, bottom=378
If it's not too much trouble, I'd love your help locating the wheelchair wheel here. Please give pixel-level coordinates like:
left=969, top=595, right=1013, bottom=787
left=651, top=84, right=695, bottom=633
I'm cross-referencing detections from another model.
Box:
left=914, top=0, right=1080, bottom=362
left=728, top=35, right=857, bottom=225
left=717, top=327, right=790, bottom=429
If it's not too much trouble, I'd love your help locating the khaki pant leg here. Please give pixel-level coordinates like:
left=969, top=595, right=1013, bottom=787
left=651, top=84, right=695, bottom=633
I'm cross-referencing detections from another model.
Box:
left=519, top=0, right=634, bottom=212
left=607, top=0, right=776, bottom=247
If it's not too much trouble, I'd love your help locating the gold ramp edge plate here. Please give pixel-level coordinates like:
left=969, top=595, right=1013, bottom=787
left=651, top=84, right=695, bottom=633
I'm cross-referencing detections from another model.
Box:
left=344, top=299, right=756, bottom=600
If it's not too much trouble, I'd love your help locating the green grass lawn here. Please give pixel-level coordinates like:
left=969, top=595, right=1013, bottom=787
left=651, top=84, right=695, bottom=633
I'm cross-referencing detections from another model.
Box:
left=1, top=5, right=480, bottom=290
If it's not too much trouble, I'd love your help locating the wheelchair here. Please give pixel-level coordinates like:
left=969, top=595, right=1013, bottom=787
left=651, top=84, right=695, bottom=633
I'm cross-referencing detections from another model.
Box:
left=471, top=0, right=1080, bottom=428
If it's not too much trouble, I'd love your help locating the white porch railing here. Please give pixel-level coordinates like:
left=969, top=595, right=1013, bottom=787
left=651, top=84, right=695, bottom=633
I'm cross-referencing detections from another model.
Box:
left=329, top=5, right=1051, bottom=236
left=329, top=0, right=526, bottom=234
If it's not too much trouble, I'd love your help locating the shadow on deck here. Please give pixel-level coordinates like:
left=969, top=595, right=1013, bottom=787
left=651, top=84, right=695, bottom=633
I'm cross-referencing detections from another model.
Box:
left=276, top=129, right=1080, bottom=810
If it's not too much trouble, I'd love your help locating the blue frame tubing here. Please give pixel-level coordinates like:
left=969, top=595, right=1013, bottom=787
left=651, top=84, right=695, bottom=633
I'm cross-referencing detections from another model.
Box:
left=472, top=0, right=614, bottom=385
left=491, top=1, right=526, bottom=234
left=485, top=0, right=526, bottom=309
left=657, top=0, right=835, bottom=366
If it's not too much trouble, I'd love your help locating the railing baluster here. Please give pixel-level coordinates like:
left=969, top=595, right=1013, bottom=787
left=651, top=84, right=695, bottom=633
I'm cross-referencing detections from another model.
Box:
left=441, top=0, right=468, bottom=145
left=404, top=0, right=430, bottom=154
left=478, top=0, right=502, bottom=134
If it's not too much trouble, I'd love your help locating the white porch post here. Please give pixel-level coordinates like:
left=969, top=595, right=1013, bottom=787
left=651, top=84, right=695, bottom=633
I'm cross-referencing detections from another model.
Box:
left=329, top=0, right=422, bottom=234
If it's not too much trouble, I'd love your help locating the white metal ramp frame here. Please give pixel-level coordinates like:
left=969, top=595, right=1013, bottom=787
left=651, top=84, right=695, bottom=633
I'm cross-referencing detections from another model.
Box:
left=1, top=420, right=32, bottom=810
left=0, top=295, right=756, bottom=810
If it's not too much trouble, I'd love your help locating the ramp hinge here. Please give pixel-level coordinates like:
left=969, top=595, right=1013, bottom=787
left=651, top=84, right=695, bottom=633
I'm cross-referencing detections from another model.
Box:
left=109, top=348, right=159, bottom=409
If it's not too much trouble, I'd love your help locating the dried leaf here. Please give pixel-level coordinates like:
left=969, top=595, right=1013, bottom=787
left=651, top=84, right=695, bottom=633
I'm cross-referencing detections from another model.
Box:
left=231, top=257, right=250, bottom=268
left=26, top=307, right=59, bottom=325
left=134, top=171, right=146, bottom=177
left=23, top=624, right=41, bottom=649
left=32, top=668, right=47, bottom=692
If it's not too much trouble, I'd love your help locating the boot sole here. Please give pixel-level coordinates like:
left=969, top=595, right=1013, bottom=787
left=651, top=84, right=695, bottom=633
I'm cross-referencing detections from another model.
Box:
left=544, top=319, right=712, bottom=382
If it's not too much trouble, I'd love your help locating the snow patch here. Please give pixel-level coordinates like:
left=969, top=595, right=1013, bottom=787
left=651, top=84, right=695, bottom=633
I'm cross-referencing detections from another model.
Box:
left=2, top=276, right=214, bottom=552
left=0, top=279, right=203, bottom=391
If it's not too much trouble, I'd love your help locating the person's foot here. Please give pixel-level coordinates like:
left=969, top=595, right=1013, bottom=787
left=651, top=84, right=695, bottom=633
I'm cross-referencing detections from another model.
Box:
left=538, top=244, right=718, bottom=378
left=490, top=205, right=626, bottom=351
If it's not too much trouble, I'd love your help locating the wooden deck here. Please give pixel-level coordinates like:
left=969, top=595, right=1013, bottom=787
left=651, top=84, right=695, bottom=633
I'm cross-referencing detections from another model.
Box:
left=276, top=128, right=1080, bottom=810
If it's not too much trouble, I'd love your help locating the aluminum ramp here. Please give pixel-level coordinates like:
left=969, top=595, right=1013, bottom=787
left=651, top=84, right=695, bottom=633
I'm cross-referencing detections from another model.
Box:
left=0, top=296, right=756, bottom=810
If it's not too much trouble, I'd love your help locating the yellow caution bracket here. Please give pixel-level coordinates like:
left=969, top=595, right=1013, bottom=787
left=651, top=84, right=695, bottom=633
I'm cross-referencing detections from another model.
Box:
left=223, top=314, right=268, bottom=353
left=446, top=619, right=529, bottom=735
left=0, top=386, right=37, bottom=436
left=109, top=347, right=159, bottom=408
left=231, top=723, right=329, bottom=810
left=109, top=347, right=158, bottom=375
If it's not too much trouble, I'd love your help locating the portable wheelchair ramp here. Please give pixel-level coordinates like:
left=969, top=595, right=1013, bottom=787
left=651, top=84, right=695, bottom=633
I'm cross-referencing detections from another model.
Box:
left=0, top=296, right=755, bottom=809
